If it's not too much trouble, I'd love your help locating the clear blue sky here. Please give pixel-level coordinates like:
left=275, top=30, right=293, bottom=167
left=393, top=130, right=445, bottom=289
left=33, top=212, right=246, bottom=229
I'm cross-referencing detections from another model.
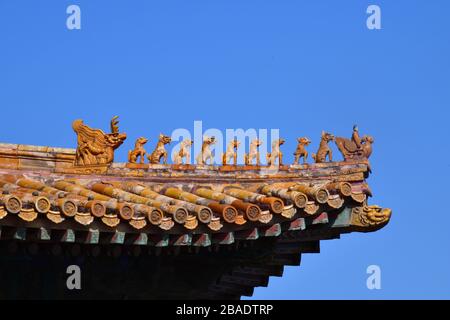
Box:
left=0, top=0, right=449, bottom=299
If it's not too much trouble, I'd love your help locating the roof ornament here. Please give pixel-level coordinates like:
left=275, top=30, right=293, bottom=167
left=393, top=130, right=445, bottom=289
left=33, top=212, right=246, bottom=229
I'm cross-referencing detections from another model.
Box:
left=222, top=138, right=240, bottom=166
left=148, top=134, right=172, bottom=164
left=72, top=116, right=127, bottom=166
left=293, top=137, right=311, bottom=165
left=173, top=139, right=193, bottom=165
left=266, top=139, right=285, bottom=166
left=196, top=136, right=216, bottom=165
left=244, top=139, right=262, bottom=166
left=128, top=137, right=148, bottom=164
left=312, top=131, right=335, bottom=163
left=335, top=125, right=374, bottom=161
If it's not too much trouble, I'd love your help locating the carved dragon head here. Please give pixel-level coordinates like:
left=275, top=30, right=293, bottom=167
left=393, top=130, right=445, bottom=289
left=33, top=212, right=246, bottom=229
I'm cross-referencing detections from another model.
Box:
left=72, top=116, right=127, bottom=166
left=361, top=205, right=391, bottom=226
left=105, top=116, right=127, bottom=148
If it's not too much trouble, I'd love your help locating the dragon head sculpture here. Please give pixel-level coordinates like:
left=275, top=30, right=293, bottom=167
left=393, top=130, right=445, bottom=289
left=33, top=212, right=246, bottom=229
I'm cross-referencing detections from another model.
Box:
left=73, top=116, right=127, bottom=166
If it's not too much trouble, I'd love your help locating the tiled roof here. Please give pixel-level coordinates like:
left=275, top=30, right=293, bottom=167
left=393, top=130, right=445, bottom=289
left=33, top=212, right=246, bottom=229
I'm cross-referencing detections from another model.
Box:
left=0, top=123, right=390, bottom=298
left=0, top=174, right=366, bottom=231
left=0, top=142, right=388, bottom=250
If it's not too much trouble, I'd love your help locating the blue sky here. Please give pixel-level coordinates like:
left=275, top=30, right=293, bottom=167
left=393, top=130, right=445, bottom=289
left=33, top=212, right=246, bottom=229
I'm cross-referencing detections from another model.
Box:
left=0, top=0, right=449, bottom=299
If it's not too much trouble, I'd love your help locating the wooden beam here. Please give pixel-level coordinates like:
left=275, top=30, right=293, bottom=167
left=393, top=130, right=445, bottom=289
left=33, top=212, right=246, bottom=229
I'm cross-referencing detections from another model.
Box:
left=274, top=242, right=305, bottom=254
left=233, top=266, right=284, bottom=277
left=220, top=274, right=268, bottom=288
left=298, top=241, right=321, bottom=253
left=269, top=253, right=302, bottom=266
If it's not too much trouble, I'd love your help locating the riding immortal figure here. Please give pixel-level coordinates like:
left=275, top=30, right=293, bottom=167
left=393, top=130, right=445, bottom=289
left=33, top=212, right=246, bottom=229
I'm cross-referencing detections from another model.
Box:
left=335, top=125, right=374, bottom=161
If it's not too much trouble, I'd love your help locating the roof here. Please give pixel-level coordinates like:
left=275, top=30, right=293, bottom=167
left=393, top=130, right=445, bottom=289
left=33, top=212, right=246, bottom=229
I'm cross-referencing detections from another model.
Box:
left=0, top=119, right=391, bottom=299
left=0, top=142, right=389, bottom=247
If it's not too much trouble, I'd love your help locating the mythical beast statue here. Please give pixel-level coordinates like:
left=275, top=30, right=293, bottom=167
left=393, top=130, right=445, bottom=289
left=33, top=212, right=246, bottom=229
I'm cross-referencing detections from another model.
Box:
left=335, top=125, right=374, bottom=161
left=72, top=116, right=127, bottom=166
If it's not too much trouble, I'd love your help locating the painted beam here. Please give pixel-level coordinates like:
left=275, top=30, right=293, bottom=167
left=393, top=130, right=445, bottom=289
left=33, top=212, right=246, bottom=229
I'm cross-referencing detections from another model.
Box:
left=13, top=228, right=27, bottom=241
left=171, top=234, right=192, bottom=246
left=38, top=227, right=51, bottom=241
left=235, top=228, right=259, bottom=240
left=111, top=231, right=126, bottom=244
left=288, top=218, right=306, bottom=231
left=61, top=229, right=75, bottom=243
left=148, top=234, right=170, bottom=247
left=260, top=223, right=281, bottom=237
left=213, top=232, right=235, bottom=245
left=312, top=212, right=329, bottom=225
left=331, top=207, right=352, bottom=228
left=192, top=234, right=211, bottom=247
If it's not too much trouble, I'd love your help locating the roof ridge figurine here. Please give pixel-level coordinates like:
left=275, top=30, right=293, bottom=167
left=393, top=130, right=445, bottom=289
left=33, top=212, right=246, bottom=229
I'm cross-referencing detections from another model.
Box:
left=196, top=136, right=216, bottom=165
left=128, top=137, right=148, bottom=164
left=335, top=125, right=374, bottom=161
left=293, top=137, right=311, bottom=165
left=222, top=138, right=240, bottom=166
left=173, top=139, right=194, bottom=165
left=244, top=139, right=262, bottom=166
left=266, top=138, right=285, bottom=166
left=72, top=116, right=127, bottom=166
left=312, top=131, right=334, bottom=163
left=148, top=134, right=172, bottom=164
left=72, top=117, right=374, bottom=167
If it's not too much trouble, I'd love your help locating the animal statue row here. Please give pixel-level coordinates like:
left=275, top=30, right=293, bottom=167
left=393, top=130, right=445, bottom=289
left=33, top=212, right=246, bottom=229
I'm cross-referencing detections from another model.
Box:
left=126, top=125, right=373, bottom=166
left=71, top=118, right=374, bottom=167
